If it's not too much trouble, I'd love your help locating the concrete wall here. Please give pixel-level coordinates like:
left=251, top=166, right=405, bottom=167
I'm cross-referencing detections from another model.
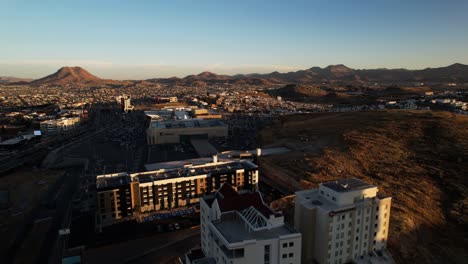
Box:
left=146, top=125, right=227, bottom=145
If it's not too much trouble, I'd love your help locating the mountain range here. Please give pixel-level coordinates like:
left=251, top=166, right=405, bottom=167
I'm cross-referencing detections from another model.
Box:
left=2, top=63, right=468, bottom=86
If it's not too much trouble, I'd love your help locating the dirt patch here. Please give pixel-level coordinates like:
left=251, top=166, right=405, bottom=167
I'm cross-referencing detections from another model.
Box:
left=260, top=110, right=468, bottom=264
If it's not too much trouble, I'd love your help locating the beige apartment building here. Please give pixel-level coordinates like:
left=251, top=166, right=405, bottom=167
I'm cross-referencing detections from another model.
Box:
left=295, top=179, right=392, bottom=264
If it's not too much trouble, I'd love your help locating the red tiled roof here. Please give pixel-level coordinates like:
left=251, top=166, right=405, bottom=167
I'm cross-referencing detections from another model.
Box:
left=215, top=184, right=275, bottom=218
left=216, top=183, right=240, bottom=199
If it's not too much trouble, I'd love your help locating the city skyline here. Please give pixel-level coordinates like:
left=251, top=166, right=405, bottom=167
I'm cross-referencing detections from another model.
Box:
left=1, top=0, right=468, bottom=79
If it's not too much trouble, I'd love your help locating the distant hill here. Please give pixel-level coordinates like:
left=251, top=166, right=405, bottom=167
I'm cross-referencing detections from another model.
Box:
left=0, top=76, right=33, bottom=84
left=267, top=84, right=327, bottom=98
left=30, top=66, right=128, bottom=86
left=5, top=63, right=468, bottom=87
left=244, top=63, right=468, bottom=84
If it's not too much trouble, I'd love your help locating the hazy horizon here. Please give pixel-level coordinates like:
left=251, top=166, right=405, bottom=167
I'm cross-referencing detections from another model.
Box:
left=1, top=0, right=468, bottom=79
left=2, top=62, right=468, bottom=80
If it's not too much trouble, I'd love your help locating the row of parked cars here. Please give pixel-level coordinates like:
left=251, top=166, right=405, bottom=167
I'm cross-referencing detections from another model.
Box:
left=153, top=220, right=193, bottom=233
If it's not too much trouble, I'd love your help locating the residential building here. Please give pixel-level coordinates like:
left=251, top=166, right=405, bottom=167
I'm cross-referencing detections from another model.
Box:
left=96, top=158, right=259, bottom=229
left=294, top=178, right=392, bottom=264
left=117, top=95, right=134, bottom=112
left=199, top=184, right=302, bottom=264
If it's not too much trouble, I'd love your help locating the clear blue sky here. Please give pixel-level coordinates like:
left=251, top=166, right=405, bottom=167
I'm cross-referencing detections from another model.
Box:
left=1, top=0, right=467, bottom=79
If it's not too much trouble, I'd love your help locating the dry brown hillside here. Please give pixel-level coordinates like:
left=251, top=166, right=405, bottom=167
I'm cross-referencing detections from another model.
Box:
left=260, top=110, right=467, bottom=264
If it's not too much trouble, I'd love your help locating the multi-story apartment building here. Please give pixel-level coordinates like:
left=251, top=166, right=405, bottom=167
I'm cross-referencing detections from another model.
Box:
left=197, top=183, right=302, bottom=264
left=95, top=172, right=135, bottom=226
left=116, top=94, right=134, bottom=112
left=294, top=178, right=392, bottom=264
left=95, top=158, right=259, bottom=229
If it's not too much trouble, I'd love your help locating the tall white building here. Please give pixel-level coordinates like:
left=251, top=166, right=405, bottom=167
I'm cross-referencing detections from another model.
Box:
left=295, top=178, right=392, bottom=264
left=117, top=95, right=134, bottom=112
left=198, top=184, right=302, bottom=264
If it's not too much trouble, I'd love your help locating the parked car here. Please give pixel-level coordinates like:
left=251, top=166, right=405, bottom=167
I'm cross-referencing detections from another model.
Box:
left=167, top=223, right=175, bottom=231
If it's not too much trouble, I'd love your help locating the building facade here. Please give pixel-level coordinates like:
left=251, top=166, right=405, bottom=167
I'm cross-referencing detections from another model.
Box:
left=294, top=179, right=392, bottom=264
left=96, top=159, right=259, bottom=228
left=146, top=119, right=228, bottom=145
left=117, top=95, right=134, bottom=112
left=40, top=116, right=81, bottom=135
left=199, top=184, right=302, bottom=264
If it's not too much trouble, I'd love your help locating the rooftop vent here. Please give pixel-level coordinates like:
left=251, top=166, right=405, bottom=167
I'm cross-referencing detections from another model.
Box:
left=312, top=200, right=323, bottom=205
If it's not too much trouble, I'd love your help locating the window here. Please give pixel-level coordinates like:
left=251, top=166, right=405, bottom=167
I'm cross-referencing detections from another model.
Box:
left=332, top=197, right=336, bottom=201
left=342, top=215, right=345, bottom=220
left=282, top=254, right=287, bottom=259
left=283, top=243, right=287, bottom=248
left=264, top=245, right=270, bottom=264
left=289, top=253, right=293, bottom=257
left=376, top=206, right=379, bottom=211
left=289, top=242, right=294, bottom=247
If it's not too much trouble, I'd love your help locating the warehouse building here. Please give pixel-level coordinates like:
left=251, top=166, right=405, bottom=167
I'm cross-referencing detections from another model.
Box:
left=146, top=119, right=227, bottom=145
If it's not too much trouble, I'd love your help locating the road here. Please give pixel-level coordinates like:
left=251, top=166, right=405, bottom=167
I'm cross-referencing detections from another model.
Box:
left=84, top=226, right=200, bottom=264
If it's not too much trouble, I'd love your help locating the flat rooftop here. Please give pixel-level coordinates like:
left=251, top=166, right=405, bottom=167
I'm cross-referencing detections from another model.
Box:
left=149, top=119, right=226, bottom=129
left=0, top=137, right=25, bottom=145
left=134, top=160, right=257, bottom=183
left=96, top=173, right=131, bottom=189
left=322, top=178, right=375, bottom=193
left=295, top=189, right=342, bottom=211
left=212, top=211, right=299, bottom=244
left=144, top=147, right=291, bottom=171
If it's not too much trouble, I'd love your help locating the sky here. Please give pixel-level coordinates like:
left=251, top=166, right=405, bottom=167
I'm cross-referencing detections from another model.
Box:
left=0, top=0, right=467, bottom=79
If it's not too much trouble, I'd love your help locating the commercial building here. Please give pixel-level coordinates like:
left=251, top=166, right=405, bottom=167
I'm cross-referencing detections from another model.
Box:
left=294, top=179, right=392, bottom=264
left=191, top=109, right=223, bottom=119
left=146, top=119, right=227, bottom=145
left=96, top=158, right=258, bottom=228
left=40, top=117, right=81, bottom=135
left=197, top=184, right=302, bottom=264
